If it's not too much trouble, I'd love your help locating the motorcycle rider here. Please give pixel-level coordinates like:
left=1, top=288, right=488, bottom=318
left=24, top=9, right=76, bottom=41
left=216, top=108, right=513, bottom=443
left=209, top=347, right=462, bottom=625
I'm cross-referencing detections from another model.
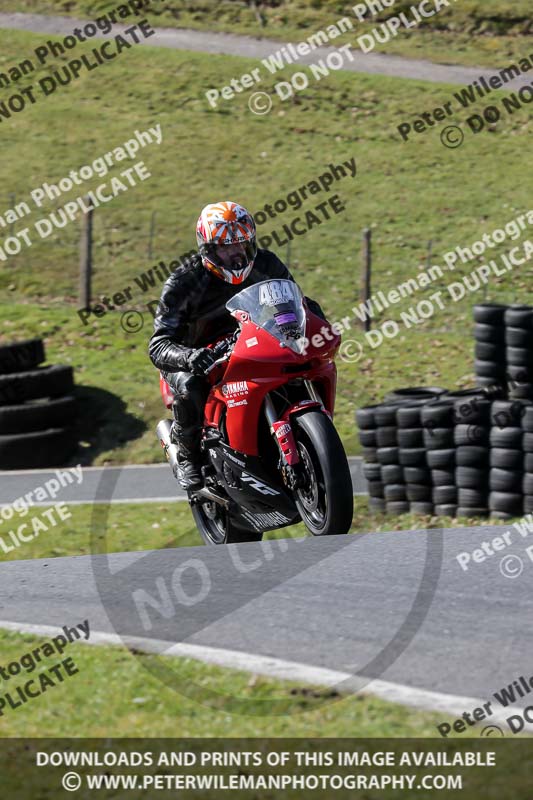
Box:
left=149, top=200, right=326, bottom=490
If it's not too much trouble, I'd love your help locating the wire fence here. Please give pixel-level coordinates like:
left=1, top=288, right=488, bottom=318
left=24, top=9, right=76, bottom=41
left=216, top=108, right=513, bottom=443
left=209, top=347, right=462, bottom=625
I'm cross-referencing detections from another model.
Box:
left=2, top=193, right=531, bottom=312
left=0, top=196, right=192, bottom=275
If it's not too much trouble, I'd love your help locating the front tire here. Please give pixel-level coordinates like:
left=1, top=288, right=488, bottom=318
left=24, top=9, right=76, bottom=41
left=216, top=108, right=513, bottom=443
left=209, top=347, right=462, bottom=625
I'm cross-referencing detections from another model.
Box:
left=293, top=411, right=353, bottom=535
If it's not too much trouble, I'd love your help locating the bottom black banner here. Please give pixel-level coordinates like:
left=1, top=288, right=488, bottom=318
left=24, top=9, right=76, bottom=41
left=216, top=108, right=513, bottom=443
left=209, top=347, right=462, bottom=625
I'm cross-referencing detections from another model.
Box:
left=1, top=738, right=531, bottom=799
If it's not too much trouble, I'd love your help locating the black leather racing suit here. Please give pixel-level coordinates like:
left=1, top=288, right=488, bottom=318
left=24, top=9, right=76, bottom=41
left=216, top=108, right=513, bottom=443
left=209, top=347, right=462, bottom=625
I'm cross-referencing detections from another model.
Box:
left=148, top=249, right=325, bottom=454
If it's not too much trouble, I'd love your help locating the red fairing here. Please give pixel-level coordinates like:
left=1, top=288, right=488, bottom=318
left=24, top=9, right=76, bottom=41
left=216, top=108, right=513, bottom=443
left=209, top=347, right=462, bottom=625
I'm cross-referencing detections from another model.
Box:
left=202, top=311, right=340, bottom=456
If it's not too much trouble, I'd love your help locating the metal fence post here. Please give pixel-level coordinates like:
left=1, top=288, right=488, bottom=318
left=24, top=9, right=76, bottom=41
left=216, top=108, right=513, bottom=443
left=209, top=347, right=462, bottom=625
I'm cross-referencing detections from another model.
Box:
left=148, top=210, right=156, bottom=261
left=8, top=193, right=15, bottom=238
left=79, top=196, right=93, bottom=309
left=361, top=228, right=372, bottom=332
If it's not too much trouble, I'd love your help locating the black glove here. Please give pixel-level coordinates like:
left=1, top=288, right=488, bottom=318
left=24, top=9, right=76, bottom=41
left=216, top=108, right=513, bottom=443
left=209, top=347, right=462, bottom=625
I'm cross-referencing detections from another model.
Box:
left=187, top=347, right=216, bottom=376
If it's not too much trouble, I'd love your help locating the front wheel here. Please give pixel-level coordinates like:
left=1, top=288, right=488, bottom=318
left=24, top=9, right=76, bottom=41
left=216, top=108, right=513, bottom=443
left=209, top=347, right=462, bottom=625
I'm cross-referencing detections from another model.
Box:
left=292, top=411, right=353, bottom=535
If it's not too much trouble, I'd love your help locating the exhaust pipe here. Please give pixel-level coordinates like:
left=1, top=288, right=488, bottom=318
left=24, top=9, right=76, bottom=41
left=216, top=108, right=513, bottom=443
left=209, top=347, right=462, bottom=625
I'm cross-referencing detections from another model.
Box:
left=156, top=419, right=179, bottom=479
left=193, top=487, right=230, bottom=509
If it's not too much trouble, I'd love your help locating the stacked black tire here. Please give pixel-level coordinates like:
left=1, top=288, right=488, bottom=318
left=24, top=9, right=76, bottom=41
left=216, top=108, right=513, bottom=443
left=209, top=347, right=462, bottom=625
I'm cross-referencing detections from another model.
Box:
left=421, top=401, right=457, bottom=517
left=454, top=392, right=491, bottom=518
left=357, top=304, right=533, bottom=519
left=0, top=338, right=77, bottom=469
left=376, top=403, right=408, bottom=515
left=399, top=403, right=432, bottom=515
left=505, top=306, right=533, bottom=401
left=488, top=400, right=527, bottom=519
left=359, top=390, right=533, bottom=520
left=474, top=304, right=507, bottom=391
left=357, top=401, right=409, bottom=515
left=356, top=404, right=386, bottom=514
left=357, top=388, right=446, bottom=516
left=358, top=388, right=529, bottom=519
left=523, top=406, right=533, bottom=515
left=474, top=303, right=533, bottom=401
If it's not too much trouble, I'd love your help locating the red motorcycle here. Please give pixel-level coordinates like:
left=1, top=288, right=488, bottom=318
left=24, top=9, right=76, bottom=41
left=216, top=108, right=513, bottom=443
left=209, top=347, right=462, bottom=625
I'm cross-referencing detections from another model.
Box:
left=156, top=279, right=353, bottom=544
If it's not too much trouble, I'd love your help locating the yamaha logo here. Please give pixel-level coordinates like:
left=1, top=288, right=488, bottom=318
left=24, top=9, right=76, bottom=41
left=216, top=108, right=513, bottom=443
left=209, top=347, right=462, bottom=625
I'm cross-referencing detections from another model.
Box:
left=222, top=381, right=248, bottom=397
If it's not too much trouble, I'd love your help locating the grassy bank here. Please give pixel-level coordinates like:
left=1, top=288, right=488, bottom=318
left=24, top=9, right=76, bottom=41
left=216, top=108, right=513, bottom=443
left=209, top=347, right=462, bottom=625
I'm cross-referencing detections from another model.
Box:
left=1, top=0, right=531, bottom=67
left=0, top=29, right=530, bottom=303
left=0, top=627, right=470, bottom=738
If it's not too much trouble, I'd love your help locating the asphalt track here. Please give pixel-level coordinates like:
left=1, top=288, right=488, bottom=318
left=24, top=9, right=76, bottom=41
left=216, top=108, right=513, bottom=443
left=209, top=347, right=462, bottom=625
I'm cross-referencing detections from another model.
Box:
left=0, top=523, right=532, bottom=725
left=0, top=12, right=530, bottom=90
left=0, top=457, right=366, bottom=505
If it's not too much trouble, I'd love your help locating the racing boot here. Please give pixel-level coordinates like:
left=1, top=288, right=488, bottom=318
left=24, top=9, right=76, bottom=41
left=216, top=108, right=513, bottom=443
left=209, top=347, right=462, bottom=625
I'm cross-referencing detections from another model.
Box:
left=170, top=373, right=208, bottom=491
left=171, top=423, right=203, bottom=491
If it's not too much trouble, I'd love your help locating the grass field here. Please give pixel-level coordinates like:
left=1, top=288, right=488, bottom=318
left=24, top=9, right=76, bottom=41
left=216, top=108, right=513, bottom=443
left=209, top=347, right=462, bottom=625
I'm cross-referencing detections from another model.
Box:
left=0, top=27, right=531, bottom=464
left=0, top=0, right=531, bottom=67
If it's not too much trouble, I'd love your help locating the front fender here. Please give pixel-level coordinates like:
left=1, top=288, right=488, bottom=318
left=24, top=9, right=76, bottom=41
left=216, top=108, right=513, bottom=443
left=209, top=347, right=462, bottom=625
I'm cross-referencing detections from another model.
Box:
left=281, top=400, right=323, bottom=422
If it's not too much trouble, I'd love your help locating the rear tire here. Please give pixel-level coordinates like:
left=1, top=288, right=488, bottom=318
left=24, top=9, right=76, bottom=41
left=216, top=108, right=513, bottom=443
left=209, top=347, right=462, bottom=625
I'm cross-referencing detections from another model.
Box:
left=293, top=411, right=353, bottom=535
left=191, top=501, right=263, bottom=545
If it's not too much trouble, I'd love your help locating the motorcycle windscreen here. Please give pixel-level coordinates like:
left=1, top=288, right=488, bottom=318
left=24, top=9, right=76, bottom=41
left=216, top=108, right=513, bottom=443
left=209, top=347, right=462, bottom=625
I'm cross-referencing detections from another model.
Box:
left=226, top=279, right=307, bottom=354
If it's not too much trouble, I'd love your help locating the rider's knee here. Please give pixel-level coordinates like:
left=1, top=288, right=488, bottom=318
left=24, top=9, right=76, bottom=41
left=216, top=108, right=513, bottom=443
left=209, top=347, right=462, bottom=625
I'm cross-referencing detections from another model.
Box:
left=173, top=371, right=205, bottom=399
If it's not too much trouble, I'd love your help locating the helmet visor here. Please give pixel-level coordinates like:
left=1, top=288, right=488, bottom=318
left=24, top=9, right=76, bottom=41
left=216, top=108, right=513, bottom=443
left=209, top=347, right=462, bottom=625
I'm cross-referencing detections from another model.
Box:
left=205, top=240, right=257, bottom=271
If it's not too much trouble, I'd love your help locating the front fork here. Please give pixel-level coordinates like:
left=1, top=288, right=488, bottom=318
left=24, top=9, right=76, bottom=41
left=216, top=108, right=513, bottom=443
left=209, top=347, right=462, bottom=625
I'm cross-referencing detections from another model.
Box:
left=264, top=383, right=323, bottom=490
left=305, top=379, right=332, bottom=419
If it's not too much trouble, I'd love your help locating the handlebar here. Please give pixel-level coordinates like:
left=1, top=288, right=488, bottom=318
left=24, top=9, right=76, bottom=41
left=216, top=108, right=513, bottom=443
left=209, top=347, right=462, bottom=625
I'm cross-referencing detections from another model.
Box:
left=205, top=333, right=237, bottom=376
left=210, top=335, right=234, bottom=358
left=205, top=354, right=230, bottom=375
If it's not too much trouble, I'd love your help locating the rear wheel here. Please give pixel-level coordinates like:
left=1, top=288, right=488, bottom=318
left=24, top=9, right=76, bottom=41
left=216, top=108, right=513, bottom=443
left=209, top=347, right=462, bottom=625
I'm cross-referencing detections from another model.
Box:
left=293, top=411, right=353, bottom=535
left=191, top=499, right=263, bottom=545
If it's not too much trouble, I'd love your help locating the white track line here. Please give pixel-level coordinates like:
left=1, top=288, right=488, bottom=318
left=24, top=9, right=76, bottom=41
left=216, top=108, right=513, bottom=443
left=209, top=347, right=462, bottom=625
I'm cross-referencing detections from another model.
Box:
left=0, top=458, right=363, bottom=477
left=6, top=492, right=367, bottom=508
left=0, top=619, right=528, bottom=733
left=0, top=464, right=173, bottom=476
left=15, top=497, right=188, bottom=506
